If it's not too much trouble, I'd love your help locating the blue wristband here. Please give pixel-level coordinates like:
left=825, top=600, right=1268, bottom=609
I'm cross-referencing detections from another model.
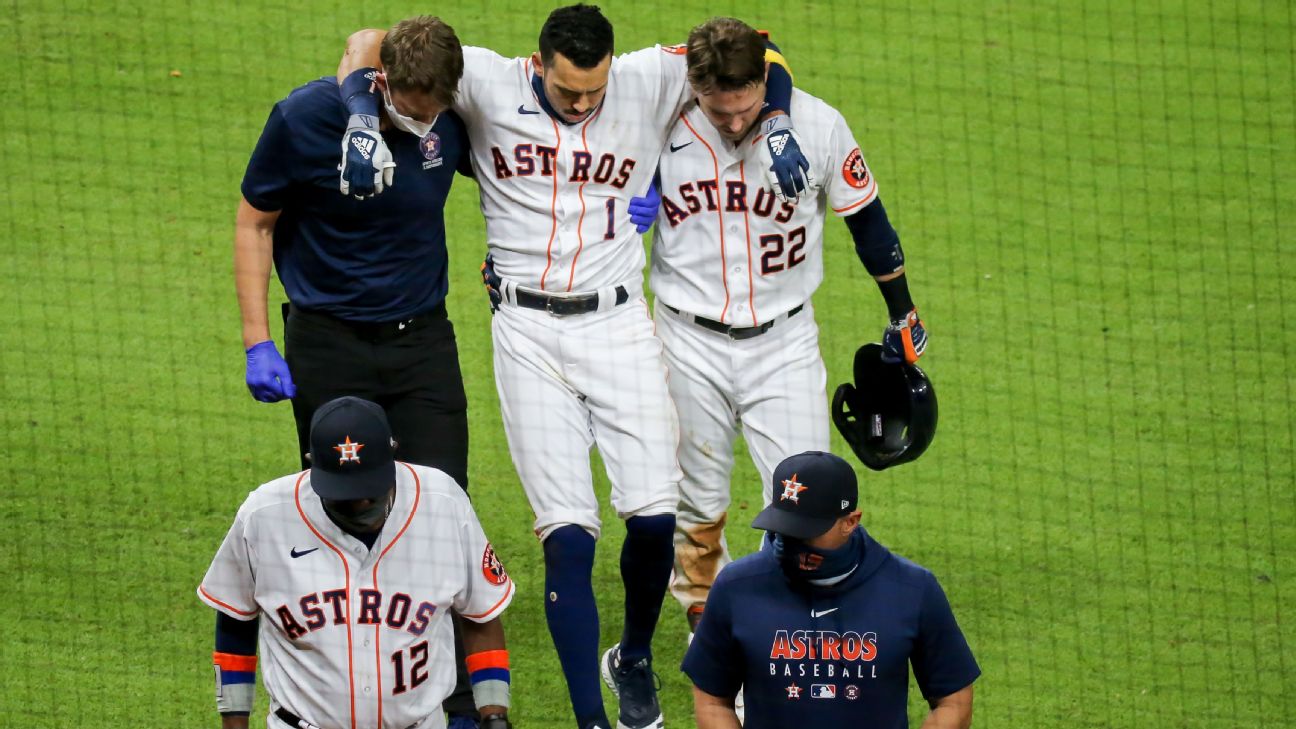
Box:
left=341, top=67, right=380, bottom=118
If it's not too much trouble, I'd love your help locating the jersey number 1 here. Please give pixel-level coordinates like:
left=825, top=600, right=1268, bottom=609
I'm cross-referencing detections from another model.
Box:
left=605, top=199, right=616, bottom=240
left=391, top=640, right=429, bottom=695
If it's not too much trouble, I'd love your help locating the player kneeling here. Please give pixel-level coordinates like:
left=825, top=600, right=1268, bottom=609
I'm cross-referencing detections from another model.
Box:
left=198, top=396, right=516, bottom=729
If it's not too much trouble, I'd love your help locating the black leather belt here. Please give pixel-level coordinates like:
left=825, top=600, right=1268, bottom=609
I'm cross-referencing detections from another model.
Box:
left=665, top=303, right=804, bottom=340
left=514, top=286, right=629, bottom=316
left=286, top=302, right=446, bottom=342
left=276, top=706, right=423, bottom=729
left=274, top=707, right=321, bottom=729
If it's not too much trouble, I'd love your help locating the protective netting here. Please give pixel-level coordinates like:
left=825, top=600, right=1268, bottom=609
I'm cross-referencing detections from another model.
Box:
left=0, top=1, right=1291, bottom=726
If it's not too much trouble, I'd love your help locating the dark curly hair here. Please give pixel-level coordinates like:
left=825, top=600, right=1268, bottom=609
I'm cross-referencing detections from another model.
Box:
left=539, top=4, right=614, bottom=68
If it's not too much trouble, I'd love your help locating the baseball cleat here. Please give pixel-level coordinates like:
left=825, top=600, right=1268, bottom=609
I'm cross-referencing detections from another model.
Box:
left=601, top=644, right=664, bottom=729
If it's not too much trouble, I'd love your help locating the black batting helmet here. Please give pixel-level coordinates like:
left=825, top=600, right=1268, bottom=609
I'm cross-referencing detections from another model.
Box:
left=831, top=343, right=938, bottom=471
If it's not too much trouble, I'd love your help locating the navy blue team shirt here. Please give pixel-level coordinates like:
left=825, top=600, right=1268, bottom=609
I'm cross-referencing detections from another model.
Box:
left=682, top=528, right=980, bottom=729
left=241, top=77, right=470, bottom=322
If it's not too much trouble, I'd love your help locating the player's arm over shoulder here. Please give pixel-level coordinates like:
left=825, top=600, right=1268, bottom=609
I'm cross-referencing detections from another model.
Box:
left=339, top=28, right=385, bottom=79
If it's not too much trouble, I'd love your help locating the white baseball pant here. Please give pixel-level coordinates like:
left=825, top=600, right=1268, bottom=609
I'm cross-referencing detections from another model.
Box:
left=655, top=300, right=830, bottom=609
left=492, top=291, right=682, bottom=541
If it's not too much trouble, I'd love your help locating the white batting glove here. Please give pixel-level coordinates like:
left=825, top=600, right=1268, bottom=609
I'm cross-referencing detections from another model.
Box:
left=339, top=114, right=396, bottom=198
left=755, top=114, right=815, bottom=203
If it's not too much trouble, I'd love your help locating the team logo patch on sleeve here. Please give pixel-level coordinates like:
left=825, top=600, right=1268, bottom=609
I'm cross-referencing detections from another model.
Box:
left=842, top=148, right=871, bottom=189
left=661, top=44, right=687, bottom=55
left=481, top=543, right=508, bottom=586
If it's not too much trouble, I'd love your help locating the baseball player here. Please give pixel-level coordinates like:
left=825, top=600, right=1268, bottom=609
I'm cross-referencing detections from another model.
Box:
left=625, top=18, right=929, bottom=638
left=198, top=396, right=516, bottom=729
left=334, top=7, right=811, bottom=729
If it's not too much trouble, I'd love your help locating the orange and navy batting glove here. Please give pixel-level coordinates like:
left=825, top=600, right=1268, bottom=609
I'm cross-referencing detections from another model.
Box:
left=882, top=309, right=927, bottom=364
left=481, top=255, right=503, bottom=312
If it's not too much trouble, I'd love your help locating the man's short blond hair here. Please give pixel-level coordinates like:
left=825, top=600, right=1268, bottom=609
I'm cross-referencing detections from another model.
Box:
left=380, top=16, right=463, bottom=107
left=686, top=17, right=766, bottom=94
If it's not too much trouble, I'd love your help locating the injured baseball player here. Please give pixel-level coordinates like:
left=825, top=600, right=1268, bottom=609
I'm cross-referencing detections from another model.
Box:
left=333, top=7, right=812, bottom=729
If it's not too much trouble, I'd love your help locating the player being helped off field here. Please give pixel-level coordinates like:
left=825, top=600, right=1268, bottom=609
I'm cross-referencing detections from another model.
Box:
left=623, top=17, right=930, bottom=657
left=333, top=6, right=813, bottom=729
left=198, top=397, right=516, bottom=729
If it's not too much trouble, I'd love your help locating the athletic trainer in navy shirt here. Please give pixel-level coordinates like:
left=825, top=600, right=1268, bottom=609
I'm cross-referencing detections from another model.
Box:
left=683, top=451, right=979, bottom=728
left=242, top=78, right=470, bottom=322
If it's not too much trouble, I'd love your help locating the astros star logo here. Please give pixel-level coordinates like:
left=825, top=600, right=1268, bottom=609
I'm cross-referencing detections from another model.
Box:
left=786, top=683, right=802, bottom=699
left=334, top=436, right=364, bottom=464
left=780, top=474, right=807, bottom=503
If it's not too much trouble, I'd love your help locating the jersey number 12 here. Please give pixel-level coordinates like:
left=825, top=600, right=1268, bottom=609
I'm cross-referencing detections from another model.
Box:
left=391, top=640, right=430, bottom=695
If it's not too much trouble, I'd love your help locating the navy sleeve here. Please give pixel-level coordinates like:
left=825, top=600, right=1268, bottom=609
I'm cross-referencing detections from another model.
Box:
left=680, top=575, right=743, bottom=699
left=911, top=574, right=981, bottom=700
left=844, top=197, right=904, bottom=277
left=762, top=38, right=793, bottom=117
left=449, top=111, right=475, bottom=179
left=215, top=612, right=259, bottom=655
left=240, top=104, right=295, bottom=212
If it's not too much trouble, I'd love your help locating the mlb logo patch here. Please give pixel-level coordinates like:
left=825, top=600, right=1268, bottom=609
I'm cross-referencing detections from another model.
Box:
left=810, top=684, right=837, bottom=699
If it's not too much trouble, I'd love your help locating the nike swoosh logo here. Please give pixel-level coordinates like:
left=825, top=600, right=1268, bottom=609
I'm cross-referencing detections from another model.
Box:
left=811, top=607, right=839, bottom=618
left=290, top=547, right=319, bottom=559
left=670, top=141, right=693, bottom=153
left=518, top=105, right=541, bottom=115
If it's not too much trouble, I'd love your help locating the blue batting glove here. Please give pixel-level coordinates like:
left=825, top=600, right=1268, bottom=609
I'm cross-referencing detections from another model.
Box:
left=338, top=68, right=395, bottom=198
left=756, top=114, right=814, bottom=203
left=481, top=254, right=503, bottom=312
left=245, top=340, right=296, bottom=402
left=628, top=183, right=661, bottom=233
left=881, top=309, right=928, bottom=364
left=340, top=115, right=396, bottom=198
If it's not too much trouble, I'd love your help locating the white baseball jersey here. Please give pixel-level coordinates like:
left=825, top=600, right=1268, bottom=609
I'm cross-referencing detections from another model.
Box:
left=454, top=45, right=692, bottom=292
left=198, top=463, right=514, bottom=729
left=649, top=89, right=879, bottom=325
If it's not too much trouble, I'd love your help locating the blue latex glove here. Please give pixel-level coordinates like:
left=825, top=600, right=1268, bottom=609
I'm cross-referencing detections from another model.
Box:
left=628, top=183, right=661, bottom=233
left=881, top=309, right=928, bottom=364
left=245, top=340, right=296, bottom=402
left=756, top=114, right=814, bottom=202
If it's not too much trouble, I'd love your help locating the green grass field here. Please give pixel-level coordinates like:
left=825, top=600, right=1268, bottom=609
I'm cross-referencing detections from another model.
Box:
left=1, top=0, right=1293, bottom=726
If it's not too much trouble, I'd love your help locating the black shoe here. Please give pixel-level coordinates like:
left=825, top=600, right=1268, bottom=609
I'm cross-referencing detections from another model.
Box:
left=600, top=643, right=663, bottom=729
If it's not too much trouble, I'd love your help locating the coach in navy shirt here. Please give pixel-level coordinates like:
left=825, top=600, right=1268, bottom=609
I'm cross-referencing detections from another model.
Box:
left=682, top=451, right=979, bottom=728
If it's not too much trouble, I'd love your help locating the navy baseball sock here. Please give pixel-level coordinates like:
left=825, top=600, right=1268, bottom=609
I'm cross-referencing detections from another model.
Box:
left=618, top=514, right=676, bottom=663
left=543, top=525, right=608, bottom=728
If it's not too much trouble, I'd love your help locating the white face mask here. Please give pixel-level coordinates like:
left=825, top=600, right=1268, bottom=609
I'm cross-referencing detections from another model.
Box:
left=382, top=87, right=437, bottom=137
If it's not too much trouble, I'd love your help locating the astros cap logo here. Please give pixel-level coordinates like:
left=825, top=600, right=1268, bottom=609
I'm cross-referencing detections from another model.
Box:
left=780, top=474, right=808, bottom=503
left=333, top=435, right=364, bottom=464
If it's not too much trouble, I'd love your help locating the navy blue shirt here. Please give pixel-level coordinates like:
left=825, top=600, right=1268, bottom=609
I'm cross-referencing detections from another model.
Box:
left=241, top=77, right=470, bottom=321
left=682, top=529, right=980, bottom=729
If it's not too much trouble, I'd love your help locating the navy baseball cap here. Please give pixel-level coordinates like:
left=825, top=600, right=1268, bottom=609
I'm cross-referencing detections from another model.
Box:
left=308, top=397, right=397, bottom=500
left=751, top=451, right=858, bottom=539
